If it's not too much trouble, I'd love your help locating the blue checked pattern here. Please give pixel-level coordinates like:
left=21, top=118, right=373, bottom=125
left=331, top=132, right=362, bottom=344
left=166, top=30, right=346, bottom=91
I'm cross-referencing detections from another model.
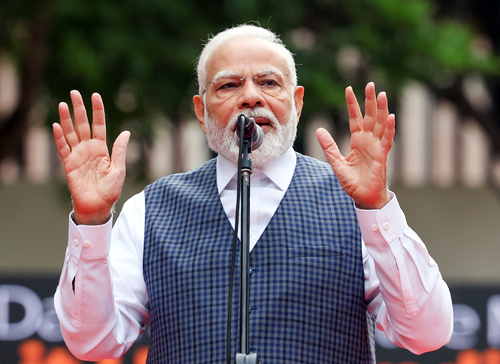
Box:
left=143, top=153, right=376, bottom=363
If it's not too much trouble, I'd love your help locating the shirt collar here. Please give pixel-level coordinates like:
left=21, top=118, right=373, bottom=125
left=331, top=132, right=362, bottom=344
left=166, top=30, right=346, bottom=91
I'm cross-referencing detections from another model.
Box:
left=217, top=147, right=297, bottom=194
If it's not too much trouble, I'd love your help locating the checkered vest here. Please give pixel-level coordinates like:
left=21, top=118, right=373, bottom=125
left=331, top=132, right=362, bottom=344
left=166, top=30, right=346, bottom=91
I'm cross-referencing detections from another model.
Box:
left=143, top=153, right=376, bottom=363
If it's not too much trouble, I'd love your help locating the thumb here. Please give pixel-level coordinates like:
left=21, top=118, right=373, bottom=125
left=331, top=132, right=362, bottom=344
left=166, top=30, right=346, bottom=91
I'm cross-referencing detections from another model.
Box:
left=111, top=131, right=131, bottom=170
left=316, top=128, right=344, bottom=168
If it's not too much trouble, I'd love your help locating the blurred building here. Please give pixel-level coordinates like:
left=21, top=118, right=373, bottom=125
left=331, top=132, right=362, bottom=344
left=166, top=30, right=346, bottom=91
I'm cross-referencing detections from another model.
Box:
left=2, top=54, right=500, bottom=283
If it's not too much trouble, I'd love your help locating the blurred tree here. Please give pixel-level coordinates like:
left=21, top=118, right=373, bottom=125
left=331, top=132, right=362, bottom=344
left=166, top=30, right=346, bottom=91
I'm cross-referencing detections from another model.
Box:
left=433, top=0, right=500, bottom=152
left=0, top=1, right=50, bottom=171
left=0, top=0, right=499, bottom=178
left=288, top=0, right=500, bottom=146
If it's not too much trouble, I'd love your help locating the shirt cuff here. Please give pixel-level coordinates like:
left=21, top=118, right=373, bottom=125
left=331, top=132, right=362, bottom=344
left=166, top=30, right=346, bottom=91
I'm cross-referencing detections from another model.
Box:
left=355, top=191, right=408, bottom=246
left=67, top=212, right=113, bottom=261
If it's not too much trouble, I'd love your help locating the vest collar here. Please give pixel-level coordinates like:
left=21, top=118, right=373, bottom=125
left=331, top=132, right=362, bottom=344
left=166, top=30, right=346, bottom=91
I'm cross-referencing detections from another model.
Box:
left=216, top=147, right=296, bottom=194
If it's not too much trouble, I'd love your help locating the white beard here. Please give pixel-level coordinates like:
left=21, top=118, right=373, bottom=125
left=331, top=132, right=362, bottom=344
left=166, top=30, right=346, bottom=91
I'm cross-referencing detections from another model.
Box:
left=204, top=104, right=298, bottom=169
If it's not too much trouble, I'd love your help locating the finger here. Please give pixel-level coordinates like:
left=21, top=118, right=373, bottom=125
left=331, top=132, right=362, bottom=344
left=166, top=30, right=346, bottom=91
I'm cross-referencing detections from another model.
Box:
left=316, top=128, right=344, bottom=169
left=110, top=131, right=131, bottom=172
left=381, top=114, right=396, bottom=153
left=345, top=86, right=363, bottom=134
left=364, top=82, right=377, bottom=132
left=92, top=93, right=106, bottom=141
left=52, top=122, right=71, bottom=161
left=373, top=91, right=389, bottom=139
left=58, top=101, right=79, bottom=148
left=70, top=90, right=91, bottom=141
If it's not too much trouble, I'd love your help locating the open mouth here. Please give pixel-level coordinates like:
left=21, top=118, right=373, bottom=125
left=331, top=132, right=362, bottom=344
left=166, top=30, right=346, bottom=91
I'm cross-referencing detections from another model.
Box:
left=231, top=114, right=275, bottom=135
left=253, top=116, right=273, bottom=133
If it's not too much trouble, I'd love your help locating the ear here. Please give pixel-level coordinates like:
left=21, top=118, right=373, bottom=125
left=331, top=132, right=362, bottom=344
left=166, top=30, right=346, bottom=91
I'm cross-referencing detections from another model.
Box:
left=293, top=86, right=305, bottom=124
left=193, top=95, right=207, bottom=134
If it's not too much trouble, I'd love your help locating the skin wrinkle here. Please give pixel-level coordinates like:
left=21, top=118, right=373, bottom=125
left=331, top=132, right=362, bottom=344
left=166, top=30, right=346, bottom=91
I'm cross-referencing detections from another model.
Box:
left=195, top=37, right=304, bottom=170
left=196, top=30, right=298, bottom=95
left=206, top=67, right=287, bottom=89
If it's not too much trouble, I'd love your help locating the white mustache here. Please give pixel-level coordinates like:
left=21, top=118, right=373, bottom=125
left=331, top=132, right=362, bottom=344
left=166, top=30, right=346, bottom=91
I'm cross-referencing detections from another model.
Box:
left=228, top=108, right=279, bottom=131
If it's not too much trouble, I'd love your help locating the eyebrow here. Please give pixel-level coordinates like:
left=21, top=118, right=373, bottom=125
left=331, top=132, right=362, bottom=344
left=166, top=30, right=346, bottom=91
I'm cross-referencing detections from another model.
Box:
left=210, top=67, right=284, bottom=83
left=256, top=67, right=283, bottom=77
left=211, top=70, right=239, bottom=83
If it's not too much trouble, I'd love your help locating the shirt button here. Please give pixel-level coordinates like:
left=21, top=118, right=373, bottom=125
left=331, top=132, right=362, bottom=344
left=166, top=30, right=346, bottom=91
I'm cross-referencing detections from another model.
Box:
left=73, top=239, right=79, bottom=247
left=83, top=241, right=90, bottom=248
left=371, top=224, right=378, bottom=231
left=383, top=223, right=390, bottom=230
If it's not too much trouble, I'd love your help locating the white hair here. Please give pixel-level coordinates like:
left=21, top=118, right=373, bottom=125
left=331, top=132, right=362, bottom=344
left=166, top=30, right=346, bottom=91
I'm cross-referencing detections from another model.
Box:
left=196, top=24, right=297, bottom=95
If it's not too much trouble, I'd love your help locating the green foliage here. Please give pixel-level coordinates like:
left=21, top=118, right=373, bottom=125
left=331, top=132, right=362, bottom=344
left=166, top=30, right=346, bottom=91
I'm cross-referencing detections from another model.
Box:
left=1, top=0, right=499, bottom=162
left=290, top=0, right=500, bottom=120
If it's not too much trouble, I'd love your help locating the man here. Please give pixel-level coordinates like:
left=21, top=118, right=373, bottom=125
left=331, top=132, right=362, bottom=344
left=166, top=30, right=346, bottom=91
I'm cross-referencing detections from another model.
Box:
left=53, top=24, right=453, bottom=363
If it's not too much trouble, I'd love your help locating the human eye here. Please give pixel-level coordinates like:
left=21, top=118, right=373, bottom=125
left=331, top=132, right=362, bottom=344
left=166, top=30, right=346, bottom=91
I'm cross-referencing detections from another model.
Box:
left=217, top=79, right=241, bottom=91
left=257, top=77, right=281, bottom=89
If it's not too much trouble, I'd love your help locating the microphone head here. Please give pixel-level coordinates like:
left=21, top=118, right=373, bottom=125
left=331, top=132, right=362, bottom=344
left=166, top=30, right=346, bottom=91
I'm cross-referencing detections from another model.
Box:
left=235, top=115, right=264, bottom=151
left=252, top=123, right=264, bottom=150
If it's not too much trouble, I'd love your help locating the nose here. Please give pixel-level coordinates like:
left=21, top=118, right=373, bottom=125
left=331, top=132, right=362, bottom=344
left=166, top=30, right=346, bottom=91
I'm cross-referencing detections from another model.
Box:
left=237, top=77, right=266, bottom=109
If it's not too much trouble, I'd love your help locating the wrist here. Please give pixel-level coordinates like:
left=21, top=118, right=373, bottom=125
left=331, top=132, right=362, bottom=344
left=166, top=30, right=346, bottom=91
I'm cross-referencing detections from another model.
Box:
left=355, top=190, right=392, bottom=210
left=73, top=209, right=112, bottom=225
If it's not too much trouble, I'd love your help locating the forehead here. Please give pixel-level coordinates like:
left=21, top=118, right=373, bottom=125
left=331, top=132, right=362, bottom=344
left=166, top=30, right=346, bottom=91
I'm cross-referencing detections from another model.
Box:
left=205, top=37, right=289, bottom=80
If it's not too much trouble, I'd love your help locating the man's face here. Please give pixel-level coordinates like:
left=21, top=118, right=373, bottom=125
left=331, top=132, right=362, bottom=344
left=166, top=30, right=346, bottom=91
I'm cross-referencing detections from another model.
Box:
left=193, top=37, right=304, bottom=167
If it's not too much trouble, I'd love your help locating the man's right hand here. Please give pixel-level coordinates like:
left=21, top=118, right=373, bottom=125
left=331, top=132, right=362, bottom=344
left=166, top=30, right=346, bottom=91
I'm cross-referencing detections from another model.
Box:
left=53, top=90, right=130, bottom=225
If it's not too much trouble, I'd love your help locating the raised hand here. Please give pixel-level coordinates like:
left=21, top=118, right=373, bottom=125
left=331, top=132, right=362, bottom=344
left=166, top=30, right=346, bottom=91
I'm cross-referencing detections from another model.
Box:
left=53, top=91, right=130, bottom=225
left=316, top=82, right=395, bottom=209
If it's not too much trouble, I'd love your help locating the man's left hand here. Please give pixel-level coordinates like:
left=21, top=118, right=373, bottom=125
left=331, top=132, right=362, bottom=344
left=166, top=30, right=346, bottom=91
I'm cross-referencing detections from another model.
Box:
left=316, top=82, right=395, bottom=209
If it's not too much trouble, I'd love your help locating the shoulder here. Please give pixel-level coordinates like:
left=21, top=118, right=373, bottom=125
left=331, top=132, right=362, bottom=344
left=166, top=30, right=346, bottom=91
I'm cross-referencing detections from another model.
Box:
left=296, top=152, right=331, bottom=169
left=144, top=158, right=217, bottom=194
left=293, top=152, right=349, bottom=196
left=294, top=152, right=336, bottom=178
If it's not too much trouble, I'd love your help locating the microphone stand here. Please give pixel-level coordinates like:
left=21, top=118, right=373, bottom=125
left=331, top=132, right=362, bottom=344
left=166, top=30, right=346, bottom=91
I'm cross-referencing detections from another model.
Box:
left=235, top=127, right=260, bottom=364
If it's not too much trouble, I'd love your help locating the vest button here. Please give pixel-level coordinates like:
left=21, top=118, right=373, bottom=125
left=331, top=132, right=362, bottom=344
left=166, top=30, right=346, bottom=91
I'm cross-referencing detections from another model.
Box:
left=249, top=266, right=254, bottom=275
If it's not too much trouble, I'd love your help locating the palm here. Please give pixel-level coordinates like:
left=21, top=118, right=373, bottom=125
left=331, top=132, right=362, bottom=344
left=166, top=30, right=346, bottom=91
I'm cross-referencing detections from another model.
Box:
left=317, top=83, right=395, bottom=209
left=53, top=91, right=130, bottom=224
left=65, top=139, right=119, bottom=212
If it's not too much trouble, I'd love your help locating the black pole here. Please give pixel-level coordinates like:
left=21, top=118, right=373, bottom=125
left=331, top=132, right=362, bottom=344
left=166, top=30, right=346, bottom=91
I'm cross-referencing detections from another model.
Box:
left=240, top=142, right=251, bottom=354
left=235, top=117, right=260, bottom=364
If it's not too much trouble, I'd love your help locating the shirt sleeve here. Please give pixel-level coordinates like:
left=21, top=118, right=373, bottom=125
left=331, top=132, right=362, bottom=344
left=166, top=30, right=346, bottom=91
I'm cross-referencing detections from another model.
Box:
left=54, top=192, right=149, bottom=361
left=357, top=192, right=453, bottom=355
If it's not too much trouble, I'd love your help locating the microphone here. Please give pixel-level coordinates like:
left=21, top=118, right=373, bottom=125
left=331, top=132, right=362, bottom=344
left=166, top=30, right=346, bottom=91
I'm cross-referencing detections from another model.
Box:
left=235, top=114, right=264, bottom=151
